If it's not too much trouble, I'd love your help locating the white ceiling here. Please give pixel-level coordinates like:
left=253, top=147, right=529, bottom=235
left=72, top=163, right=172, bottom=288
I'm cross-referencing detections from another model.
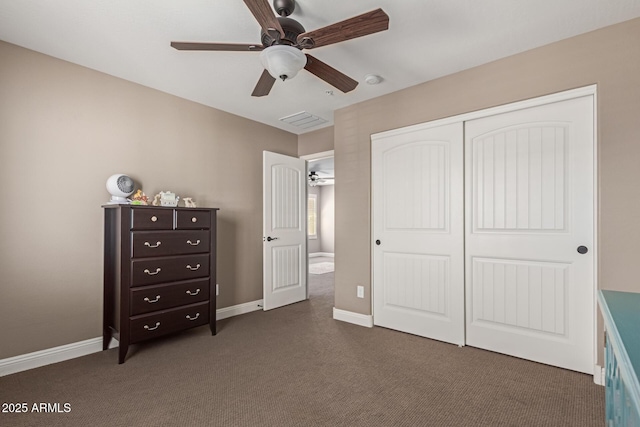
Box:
left=1, top=1, right=639, bottom=135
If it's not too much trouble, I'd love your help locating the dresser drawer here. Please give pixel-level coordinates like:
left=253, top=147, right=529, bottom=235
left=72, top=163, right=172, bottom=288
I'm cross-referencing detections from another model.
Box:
left=129, top=301, right=209, bottom=343
left=131, top=254, right=209, bottom=287
left=132, top=231, right=210, bottom=258
left=131, top=208, right=173, bottom=230
left=176, top=209, right=210, bottom=230
left=130, top=279, right=210, bottom=315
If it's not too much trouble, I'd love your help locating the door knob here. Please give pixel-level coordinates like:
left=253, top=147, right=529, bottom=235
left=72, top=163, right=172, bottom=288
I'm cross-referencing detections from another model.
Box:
left=577, top=246, right=588, bottom=254
left=266, top=236, right=279, bottom=242
left=375, top=240, right=381, bottom=246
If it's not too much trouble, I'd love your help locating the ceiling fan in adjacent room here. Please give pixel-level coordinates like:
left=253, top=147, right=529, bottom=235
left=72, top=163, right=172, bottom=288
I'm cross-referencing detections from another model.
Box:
left=308, top=171, right=334, bottom=186
left=171, top=0, right=389, bottom=97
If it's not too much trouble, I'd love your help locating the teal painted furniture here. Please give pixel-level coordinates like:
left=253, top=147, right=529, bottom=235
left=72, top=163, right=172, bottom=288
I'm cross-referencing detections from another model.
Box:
left=598, top=290, right=640, bottom=426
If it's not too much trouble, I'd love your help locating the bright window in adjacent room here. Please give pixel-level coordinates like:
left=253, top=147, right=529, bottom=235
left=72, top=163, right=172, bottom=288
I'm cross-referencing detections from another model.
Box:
left=308, top=194, right=318, bottom=239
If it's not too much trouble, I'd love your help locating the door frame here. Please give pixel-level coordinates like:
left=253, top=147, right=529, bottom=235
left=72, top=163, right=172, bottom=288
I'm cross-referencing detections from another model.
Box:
left=370, top=84, right=598, bottom=372
left=301, top=150, right=335, bottom=300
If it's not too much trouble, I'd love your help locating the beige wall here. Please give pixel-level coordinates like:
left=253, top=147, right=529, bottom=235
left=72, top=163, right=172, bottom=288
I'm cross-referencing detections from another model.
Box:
left=0, top=41, right=297, bottom=359
left=334, top=18, right=640, bottom=362
left=298, top=126, right=334, bottom=157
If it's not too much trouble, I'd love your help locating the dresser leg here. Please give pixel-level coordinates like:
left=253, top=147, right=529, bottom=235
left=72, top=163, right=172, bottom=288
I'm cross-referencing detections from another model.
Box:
left=210, top=321, right=217, bottom=336
left=103, top=329, right=112, bottom=351
left=118, top=344, right=129, bottom=364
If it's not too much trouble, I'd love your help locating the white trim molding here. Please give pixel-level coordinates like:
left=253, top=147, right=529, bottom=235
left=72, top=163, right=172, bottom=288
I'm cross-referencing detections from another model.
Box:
left=0, top=299, right=265, bottom=377
left=309, top=252, right=335, bottom=258
left=216, top=299, right=264, bottom=320
left=0, top=337, right=118, bottom=377
left=593, top=364, right=605, bottom=386
left=333, top=307, right=374, bottom=328
left=300, top=150, right=334, bottom=161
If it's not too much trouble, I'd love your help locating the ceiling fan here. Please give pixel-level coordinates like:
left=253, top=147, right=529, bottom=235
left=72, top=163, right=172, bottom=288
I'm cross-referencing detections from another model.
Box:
left=308, top=171, right=334, bottom=186
left=171, top=0, right=389, bottom=97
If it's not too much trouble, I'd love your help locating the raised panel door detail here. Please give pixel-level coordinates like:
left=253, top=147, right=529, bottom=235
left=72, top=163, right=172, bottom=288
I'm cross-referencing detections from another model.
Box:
left=271, top=245, right=301, bottom=291
left=373, top=121, right=464, bottom=345
left=465, top=95, right=594, bottom=374
left=383, top=142, right=449, bottom=232
left=472, top=124, right=568, bottom=233
left=263, top=151, right=307, bottom=311
left=470, top=257, right=569, bottom=337
left=272, top=165, right=301, bottom=230
left=383, top=253, right=449, bottom=317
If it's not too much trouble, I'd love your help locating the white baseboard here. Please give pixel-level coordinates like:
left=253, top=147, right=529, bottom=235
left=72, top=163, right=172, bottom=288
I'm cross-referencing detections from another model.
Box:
left=593, top=364, right=605, bottom=386
left=216, top=299, right=263, bottom=320
left=309, top=252, right=335, bottom=258
left=0, top=299, right=264, bottom=377
left=333, top=307, right=374, bottom=328
left=0, top=337, right=118, bottom=377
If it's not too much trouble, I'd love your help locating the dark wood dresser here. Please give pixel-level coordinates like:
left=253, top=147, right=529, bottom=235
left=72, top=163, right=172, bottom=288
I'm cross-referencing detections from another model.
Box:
left=103, top=204, right=219, bottom=363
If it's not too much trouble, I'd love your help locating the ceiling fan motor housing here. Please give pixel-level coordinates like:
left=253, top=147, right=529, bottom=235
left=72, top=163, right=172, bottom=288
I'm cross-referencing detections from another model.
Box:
left=261, top=17, right=305, bottom=47
left=273, top=0, right=295, bottom=17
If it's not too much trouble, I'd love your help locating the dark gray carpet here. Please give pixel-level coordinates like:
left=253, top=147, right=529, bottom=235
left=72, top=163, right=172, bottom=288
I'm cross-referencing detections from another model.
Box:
left=0, top=272, right=603, bottom=426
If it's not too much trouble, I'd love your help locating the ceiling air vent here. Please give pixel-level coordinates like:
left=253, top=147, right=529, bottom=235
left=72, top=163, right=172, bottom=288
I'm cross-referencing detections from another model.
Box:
left=279, top=111, right=327, bottom=130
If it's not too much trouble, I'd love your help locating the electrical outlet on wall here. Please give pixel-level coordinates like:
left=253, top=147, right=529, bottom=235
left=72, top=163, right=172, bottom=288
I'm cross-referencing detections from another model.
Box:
left=357, top=286, right=364, bottom=298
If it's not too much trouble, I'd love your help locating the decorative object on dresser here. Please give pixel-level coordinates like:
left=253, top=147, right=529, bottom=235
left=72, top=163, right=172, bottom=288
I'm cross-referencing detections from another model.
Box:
left=105, top=174, right=135, bottom=204
left=103, top=204, right=219, bottom=364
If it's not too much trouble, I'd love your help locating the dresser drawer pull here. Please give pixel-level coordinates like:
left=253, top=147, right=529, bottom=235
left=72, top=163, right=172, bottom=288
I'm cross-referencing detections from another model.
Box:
left=186, top=239, right=201, bottom=246
left=143, top=268, right=162, bottom=276
left=186, top=313, right=200, bottom=321
left=144, top=241, right=162, bottom=248
left=151, top=216, right=158, bottom=222
left=144, top=322, right=160, bottom=331
left=186, top=289, right=201, bottom=296
left=191, top=217, right=198, bottom=223
left=143, top=295, right=161, bottom=303
left=186, top=264, right=201, bottom=271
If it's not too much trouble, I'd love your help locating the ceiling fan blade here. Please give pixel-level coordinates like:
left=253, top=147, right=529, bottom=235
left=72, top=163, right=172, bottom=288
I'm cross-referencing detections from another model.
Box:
left=251, top=69, right=276, bottom=97
left=243, top=0, right=284, bottom=39
left=171, top=42, right=263, bottom=51
left=297, top=8, right=389, bottom=49
left=304, top=54, right=358, bottom=93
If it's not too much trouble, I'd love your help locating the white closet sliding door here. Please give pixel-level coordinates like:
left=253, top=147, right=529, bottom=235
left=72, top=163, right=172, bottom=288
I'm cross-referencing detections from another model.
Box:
left=464, top=96, right=594, bottom=373
left=371, top=90, right=595, bottom=374
left=372, top=122, right=465, bottom=345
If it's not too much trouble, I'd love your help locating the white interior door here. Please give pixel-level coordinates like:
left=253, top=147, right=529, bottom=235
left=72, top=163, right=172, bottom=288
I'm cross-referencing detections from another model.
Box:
left=263, top=151, right=307, bottom=310
left=372, top=122, right=464, bottom=345
left=464, top=96, right=594, bottom=373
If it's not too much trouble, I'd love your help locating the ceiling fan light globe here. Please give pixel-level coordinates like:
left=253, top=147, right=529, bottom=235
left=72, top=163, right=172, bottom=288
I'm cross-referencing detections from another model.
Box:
left=260, top=45, right=307, bottom=81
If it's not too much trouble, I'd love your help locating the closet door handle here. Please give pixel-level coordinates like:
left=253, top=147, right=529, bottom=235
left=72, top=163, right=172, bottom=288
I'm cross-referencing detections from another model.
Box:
left=266, top=236, right=279, bottom=242
left=577, top=246, right=588, bottom=254
left=375, top=240, right=381, bottom=246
